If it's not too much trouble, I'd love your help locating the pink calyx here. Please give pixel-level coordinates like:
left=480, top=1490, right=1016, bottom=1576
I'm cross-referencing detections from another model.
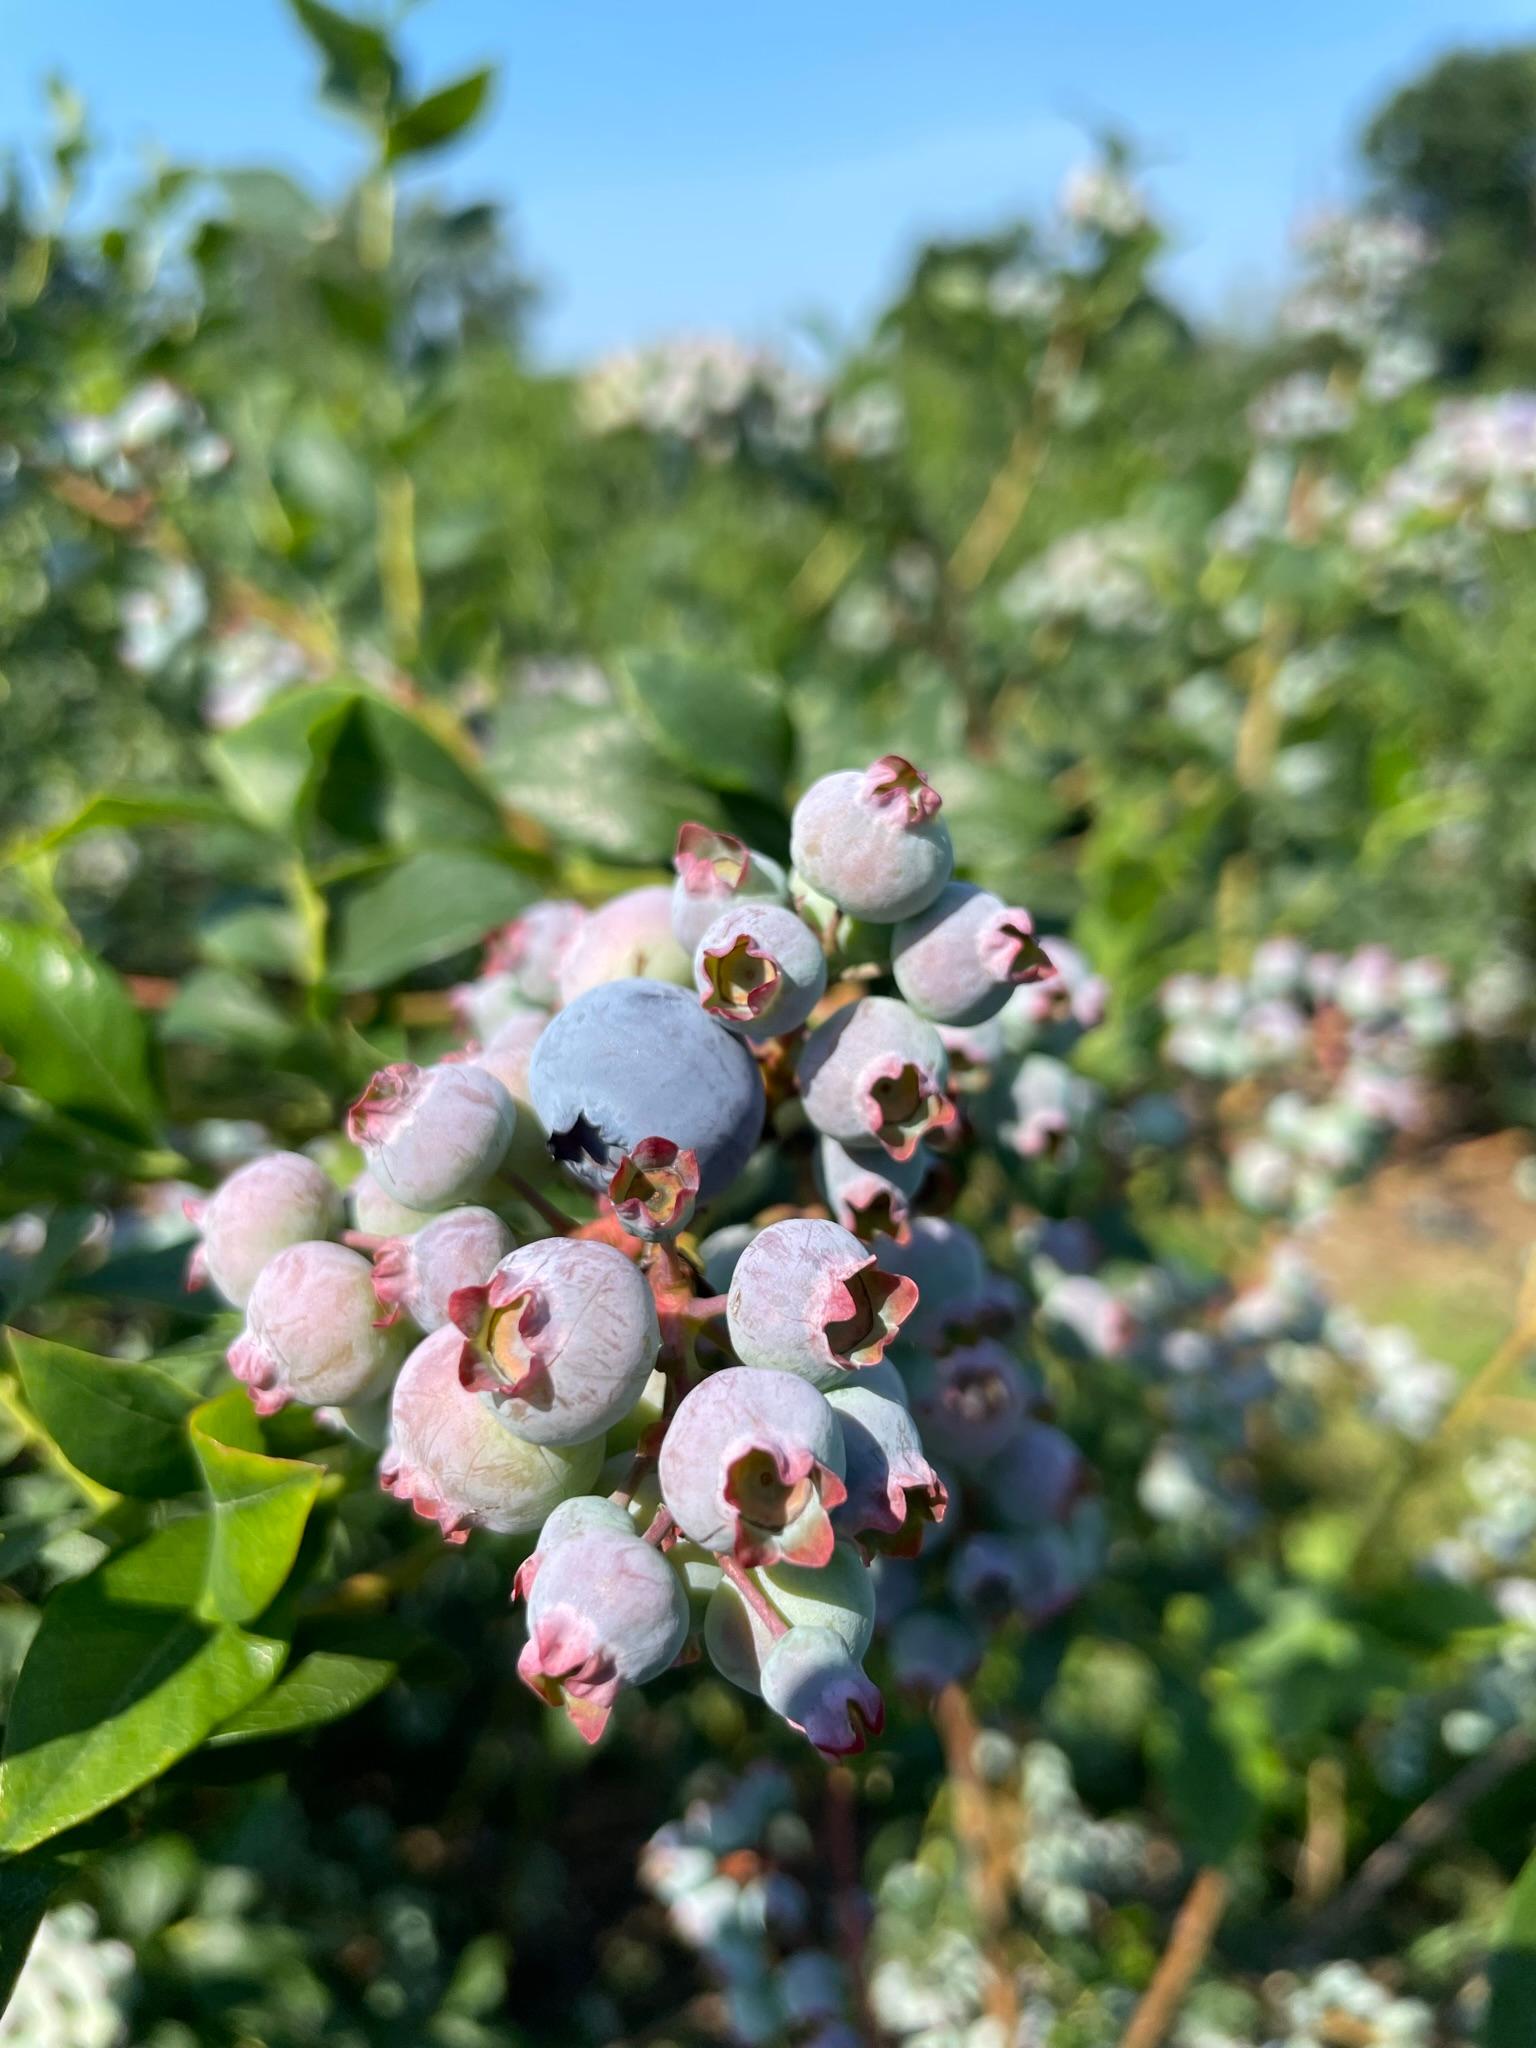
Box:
left=698, top=934, right=781, bottom=1022
left=722, top=1442, right=847, bottom=1568
left=859, top=1056, right=958, bottom=1160
left=674, top=821, right=750, bottom=895
left=863, top=754, right=941, bottom=826
left=607, top=1139, right=700, bottom=1234
left=822, top=1258, right=919, bottom=1368
left=347, top=1062, right=423, bottom=1145
left=981, top=906, right=1053, bottom=986
left=378, top=1457, right=473, bottom=1544
left=227, top=1332, right=290, bottom=1417
left=450, top=1274, right=553, bottom=1407
left=517, top=1611, right=621, bottom=1743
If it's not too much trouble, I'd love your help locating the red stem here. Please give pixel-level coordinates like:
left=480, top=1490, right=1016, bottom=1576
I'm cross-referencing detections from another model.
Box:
left=720, top=1555, right=788, bottom=1637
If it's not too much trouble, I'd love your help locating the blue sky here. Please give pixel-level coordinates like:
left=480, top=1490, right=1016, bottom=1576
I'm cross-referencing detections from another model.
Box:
left=1, top=0, right=1531, bottom=361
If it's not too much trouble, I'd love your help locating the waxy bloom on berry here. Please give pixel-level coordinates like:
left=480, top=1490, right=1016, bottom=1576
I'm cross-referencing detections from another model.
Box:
left=530, top=978, right=764, bottom=1202
left=827, top=1383, right=947, bottom=1556
left=790, top=756, right=953, bottom=923
left=760, top=1626, right=885, bottom=1758
left=381, top=1327, right=601, bottom=1543
left=798, top=996, right=956, bottom=1161
left=659, top=1366, right=847, bottom=1568
left=517, top=1527, right=689, bottom=1742
left=872, top=1216, right=990, bottom=1346
left=891, top=882, right=1052, bottom=1027
left=671, top=823, right=788, bottom=954
left=987, top=1420, right=1089, bottom=1528
left=349, top=1060, right=516, bottom=1211
left=229, top=1241, right=407, bottom=1416
left=556, top=886, right=690, bottom=1005
left=511, top=1494, right=636, bottom=1600
left=451, top=1236, right=660, bottom=1446
left=185, top=1151, right=344, bottom=1308
left=350, top=1170, right=437, bottom=1240
left=703, top=1542, right=875, bottom=1694
left=726, top=1218, right=918, bottom=1386
left=486, top=898, right=587, bottom=1009
left=815, top=1137, right=927, bottom=1244
left=371, top=1205, right=514, bottom=1332
left=694, top=902, right=827, bottom=1038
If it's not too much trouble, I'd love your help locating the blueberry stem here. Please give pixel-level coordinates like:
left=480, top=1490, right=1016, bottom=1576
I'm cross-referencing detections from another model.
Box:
left=719, top=1555, right=788, bottom=1637
left=342, top=1229, right=387, bottom=1253
left=497, top=1168, right=579, bottom=1235
left=640, top=1506, right=674, bottom=1547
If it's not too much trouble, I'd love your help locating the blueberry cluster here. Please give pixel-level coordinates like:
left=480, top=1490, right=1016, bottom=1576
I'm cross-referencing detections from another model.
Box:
left=189, top=756, right=1082, bottom=1757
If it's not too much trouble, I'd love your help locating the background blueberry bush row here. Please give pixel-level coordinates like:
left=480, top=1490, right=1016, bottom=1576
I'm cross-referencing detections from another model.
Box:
left=3, top=9, right=1536, bottom=2046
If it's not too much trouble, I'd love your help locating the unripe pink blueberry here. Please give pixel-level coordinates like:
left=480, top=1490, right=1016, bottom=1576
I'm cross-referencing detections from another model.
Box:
left=694, top=903, right=827, bottom=1038
left=472, top=1009, right=547, bottom=1106
left=350, top=1170, right=438, bottom=1238
left=658, top=1366, right=847, bottom=1568
left=726, top=1218, right=918, bottom=1386
left=703, top=1541, right=875, bottom=1692
left=671, top=823, right=788, bottom=954
left=888, top=1610, right=982, bottom=1695
left=450, top=1237, right=660, bottom=1446
left=798, top=996, right=956, bottom=1162
left=815, top=1137, right=927, bottom=1244
left=911, top=1340, right=1034, bottom=1465
left=517, top=1527, right=689, bottom=1742
left=826, top=1384, right=946, bottom=1556
left=485, top=898, right=588, bottom=1008
left=451, top=972, right=535, bottom=1043
left=790, top=755, right=953, bottom=923
left=511, top=1494, right=636, bottom=1600
left=759, top=1626, right=884, bottom=1758
left=380, top=1326, right=601, bottom=1541
left=1001, top=937, right=1108, bottom=1051
left=891, top=883, right=1052, bottom=1027
left=371, top=1205, right=515, bottom=1332
left=556, top=886, right=690, bottom=1006
left=229, top=1240, right=408, bottom=1416
left=1038, top=1275, right=1135, bottom=1361
left=185, top=1151, right=345, bottom=1308
left=348, top=1060, right=516, bottom=1210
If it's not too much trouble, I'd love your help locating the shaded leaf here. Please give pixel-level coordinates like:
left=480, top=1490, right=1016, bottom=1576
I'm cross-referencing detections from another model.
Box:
left=386, top=68, right=494, bottom=163
left=9, top=1330, right=199, bottom=1499
left=1488, top=1842, right=1536, bottom=2048
left=489, top=701, right=725, bottom=864
left=1146, top=1672, right=1259, bottom=1867
left=206, top=685, right=358, bottom=836
left=288, top=0, right=400, bottom=113
left=325, top=848, right=532, bottom=990
left=619, top=649, right=791, bottom=804
left=0, top=1848, right=67, bottom=2014
left=209, top=1631, right=397, bottom=1745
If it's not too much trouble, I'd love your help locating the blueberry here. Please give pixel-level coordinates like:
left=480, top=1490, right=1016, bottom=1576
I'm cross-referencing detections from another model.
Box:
left=703, top=1540, right=875, bottom=1692
left=694, top=903, right=827, bottom=1038
left=871, top=1217, right=990, bottom=1346
left=671, top=823, right=788, bottom=954
left=556, top=886, right=690, bottom=1005
left=910, top=1339, right=1034, bottom=1465
left=185, top=1151, right=344, bottom=1308
left=530, top=978, right=764, bottom=1202
left=450, top=1236, right=659, bottom=1446
left=516, top=1526, right=689, bottom=1742
left=349, top=1170, right=438, bottom=1239
left=891, top=882, right=1052, bottom=1027
left=348, top=1060, right=516, bottom=1211
left=659, top=1366, right=847, bottom=1568
left=229, top=1240, right=408, bottom=1415
left=726, top=1218, right=918, bottom=1385
left=790, top=755, right=953, bottom=923
left=986, top=1420, right=1088, bottom=1527
left=815, top=1136, right=928, bottom=1244
left=798, top=996, right=955, bottom=1161
left=371, top=1205, right=515, bottom=1333
left=485, top=899, right=588, bottom=1008
left=826, top=1383, right=946, bottom=1556
left=759, top=1626, right=884, bottom=1757
left=511, top=1493, right=638, bottom=1601
left=380, top=1326, right=602, bottom=1541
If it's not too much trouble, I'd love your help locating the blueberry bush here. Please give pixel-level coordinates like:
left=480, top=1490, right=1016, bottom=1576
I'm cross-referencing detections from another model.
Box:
left=3, top=9, right=1536, bottom=2046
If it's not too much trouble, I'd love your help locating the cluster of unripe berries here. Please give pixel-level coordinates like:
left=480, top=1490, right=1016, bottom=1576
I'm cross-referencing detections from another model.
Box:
left=187, top=756, right=1082, bottom=1757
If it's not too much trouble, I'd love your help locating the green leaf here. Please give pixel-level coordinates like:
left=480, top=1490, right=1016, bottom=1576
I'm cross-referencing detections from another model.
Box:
left=189, top=1390, right=323, bottom=1627
left=287, top=0, right=400, bottom=113
left=206, top=685, right=358, bottom=836
left=489, top=701, right=726, bottom=864
left=0, top=1848, right=67, bottom=2014
left=159, top=969, right=298, bottom=1058
left=1488, top=1842, right=1536, bottom=2047
left=0, top=1205, right=98, bottom=1320
left=0, top=1517, right=284, bottom=1854
left=0, top=923, right=160, bottom=1140
left=386, top=68, right=494, bottom=162
left=325, top=848, right=533, bottom=990
left=5, top=789, right=238, bottom=864
left=1145, top=1673, right=1259, bottom=1867
left=209, top=1631, right=397, bottom=1745
left=618, top=650, right=792, bottom=804
left=9, top=1330, right=199, bottom=1499
left=316, top=698, right=505, bottom=850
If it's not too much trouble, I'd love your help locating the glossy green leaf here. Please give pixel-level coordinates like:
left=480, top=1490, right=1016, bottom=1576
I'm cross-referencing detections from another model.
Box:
left=0, top=923, right=159, bottom=1140
left=9, top=1330, right=199, bottom=1499
left=189, top=1390, right=323, bottom=1627
left=618, top=650, right=792, bottom=804
left=489, top=701, right=726, bottom=864
left=209, top=1636, right=397, bottom=1745
left=0, top=1517, right=285, bottom=1855
left=325, top=848, right=533, bottom=990
left=386, top=68, right=494, bottom=162
left=316, top=697, right=505, bottom=849
left=206, top=685, right=358, bottom=836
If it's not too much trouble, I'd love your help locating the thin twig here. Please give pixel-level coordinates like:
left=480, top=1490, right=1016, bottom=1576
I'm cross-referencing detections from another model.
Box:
left=719, top=1556, right=787, bottom=1637
left=1118, top=1867, right=1230, bottom=2048
left=497, top=1169, right=579, bottom=1236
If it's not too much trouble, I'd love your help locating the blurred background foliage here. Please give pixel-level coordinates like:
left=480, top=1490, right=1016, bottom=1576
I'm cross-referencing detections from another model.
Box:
left=3, top=7, right=1536, bottom=2046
